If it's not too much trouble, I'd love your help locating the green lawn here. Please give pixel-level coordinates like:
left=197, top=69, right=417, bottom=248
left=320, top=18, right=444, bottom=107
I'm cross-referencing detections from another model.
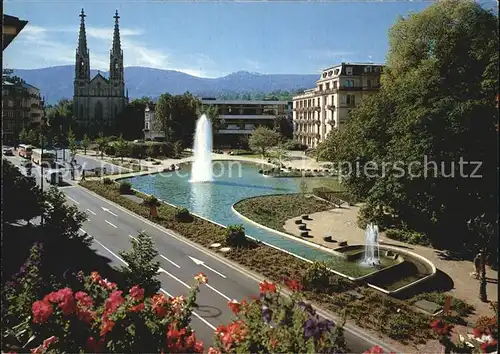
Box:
left=234, top=194, right=334, bottom=233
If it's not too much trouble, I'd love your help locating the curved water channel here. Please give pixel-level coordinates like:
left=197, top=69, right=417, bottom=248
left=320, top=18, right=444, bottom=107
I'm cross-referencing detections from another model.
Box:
left=126, top=161, right=340, bottom=261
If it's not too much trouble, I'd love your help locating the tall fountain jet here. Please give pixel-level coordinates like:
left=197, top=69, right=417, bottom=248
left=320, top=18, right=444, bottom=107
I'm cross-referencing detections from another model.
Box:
left=190, top=114, right=213, bottom=183
left=361, top=223, right=381, bottom=266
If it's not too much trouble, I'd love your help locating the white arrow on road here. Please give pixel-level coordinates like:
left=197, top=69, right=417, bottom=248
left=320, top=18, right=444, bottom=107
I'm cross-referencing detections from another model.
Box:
left=188, top=256, right=226, bottom=278
left=101, top=206, right=118, bottom=217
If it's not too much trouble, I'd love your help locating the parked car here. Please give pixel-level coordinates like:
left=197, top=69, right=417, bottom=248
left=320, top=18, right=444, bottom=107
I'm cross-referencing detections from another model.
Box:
left=20, top=160, right=33, bottom=168
left=2, top=148, right=13, bottom=156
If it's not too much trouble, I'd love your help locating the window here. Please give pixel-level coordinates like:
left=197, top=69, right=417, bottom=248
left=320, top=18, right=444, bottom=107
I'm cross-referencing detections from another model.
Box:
left=346, top=67, right=353, bottom=75
left=334, top=69, right=340, bottom=75
left=364, top=66, right=372, bottom=73
left=367, top=79, right=372, bottom=88
left=375, top=67, right=381, bottom=72
left=328, top=70, right=333, bottom=77
left=340, top=95, right=346, bottom=104
left=347, top=94, right=355, bottom=105
left=318, top=84, right=323, bottom=91
left=333, top=81, right=338, bottom=89
left=325, top=83, right=330, bottom=90
left=145, top=122, right=150, bottom=130
left=344, top=80, right=354, bottom=87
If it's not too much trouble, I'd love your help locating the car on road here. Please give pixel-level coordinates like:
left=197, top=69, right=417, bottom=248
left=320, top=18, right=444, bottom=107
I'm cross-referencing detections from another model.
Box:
left=45, top=169, right=63, bottom=186
left=20, top=160, right=33, bottom=168
left=2, top=148, right=13, bottom=156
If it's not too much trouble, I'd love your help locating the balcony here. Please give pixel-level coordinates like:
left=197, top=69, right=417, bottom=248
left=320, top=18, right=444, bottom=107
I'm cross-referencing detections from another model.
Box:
left=218, top=129, right=255, bottom=135
left=327, top=105, right=336, bottom=111
left=339, top=86, right=363, bottom=91
left=314, top=106, right=321, bottom=112
left=362, top=84, right=382, bottom=91
left=221, top=114, right=275, bottom=120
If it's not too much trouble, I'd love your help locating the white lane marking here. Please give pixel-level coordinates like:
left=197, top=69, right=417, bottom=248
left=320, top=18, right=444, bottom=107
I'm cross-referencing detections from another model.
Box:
left=67, top=196, right=80, bottom=204
left=205, top=283, right=232, bottom=301
left=101, top=206, right=118, bottom=217
left=105, top=220, right=117, bottom=228
left=158, top=268, right=191, bottom=289
left=160, top=254, right=181, bottom=269
left=128, top=234, right=137, bottom=240
left=80, top=228, right=216, bottom=332
left=86, top=208, right=96, bottom=215
left=159, top=289, right=217, bottom=331
left=188, top=256, right=226, bottom=279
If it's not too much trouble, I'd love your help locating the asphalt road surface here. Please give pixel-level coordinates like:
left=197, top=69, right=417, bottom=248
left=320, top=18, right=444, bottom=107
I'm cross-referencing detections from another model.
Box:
left=3, top=150, right=397, bottom=352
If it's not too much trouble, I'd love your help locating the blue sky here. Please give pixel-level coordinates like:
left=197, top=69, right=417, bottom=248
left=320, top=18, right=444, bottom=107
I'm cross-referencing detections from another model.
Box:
left=4, top=0, right=497, bottom=78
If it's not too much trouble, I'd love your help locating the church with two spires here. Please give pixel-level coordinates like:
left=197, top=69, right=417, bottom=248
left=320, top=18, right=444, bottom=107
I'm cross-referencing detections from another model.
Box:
left=73, top=9, right=129, bottom=134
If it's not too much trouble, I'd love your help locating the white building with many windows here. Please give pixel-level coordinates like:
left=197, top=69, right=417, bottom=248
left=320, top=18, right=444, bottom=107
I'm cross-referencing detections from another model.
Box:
left=293, top=62, right=383, bottom=148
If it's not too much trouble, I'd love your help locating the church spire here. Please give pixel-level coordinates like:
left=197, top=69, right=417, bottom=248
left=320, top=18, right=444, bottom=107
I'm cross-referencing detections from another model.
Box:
left=111, top=10, right=121, bottom=56
left=77, top=9, right=88, bottom=55
left=75, top=8, right=90, bottom=83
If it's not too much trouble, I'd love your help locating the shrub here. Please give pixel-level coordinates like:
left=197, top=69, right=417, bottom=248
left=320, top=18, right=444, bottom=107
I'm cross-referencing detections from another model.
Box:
left=102, top=178, right=113, bottom=185
left=119, top=233, right=161, bottom=296
left=104, top=145, right=116, bottom=156
left=175, top=207, right=192, bottom=222
left=284, top=139, right=308, bottom=151
left=225, top=224, right=246, bottom=246
left=118, top=181, right=132, bottom=195
left=142, top=195, right=159, bottom=208
left=303, top=261, right=331, bottom=292
left=410, top=292, right=474, bottom=319
left=385, top=229, right=430, bottom=246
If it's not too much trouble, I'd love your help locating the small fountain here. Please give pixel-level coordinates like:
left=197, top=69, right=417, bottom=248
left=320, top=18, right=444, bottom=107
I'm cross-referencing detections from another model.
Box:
left=190, top=114, right=213, bottom=183
left=360, top=223, right=381, bottom=267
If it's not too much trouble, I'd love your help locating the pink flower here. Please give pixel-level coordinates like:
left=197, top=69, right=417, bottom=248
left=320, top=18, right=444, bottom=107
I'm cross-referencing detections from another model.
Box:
left=129, top=285, right=145, bottom=301
left=42, top=336, right=57, bottom=348
left=194, top=272, right=208, bottom=284
left=129, top=303, right=145, bottom=313
left=75, top=291, right=93, bottom=308
left=103, top=290, right=125, bottom=315
left=100, top=317, right=115, bottom=336
left=32, top=300, right=53, bottom=324
left=208, top=347, right=222, bottom=354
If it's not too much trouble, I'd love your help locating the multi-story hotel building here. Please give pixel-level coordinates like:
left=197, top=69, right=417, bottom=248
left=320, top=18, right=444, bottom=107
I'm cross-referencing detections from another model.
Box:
left=144, top=98, right=292, bottom=147
left=2, top=77, right=45, bottom=145
left=293, top=62, right=383, bottom=148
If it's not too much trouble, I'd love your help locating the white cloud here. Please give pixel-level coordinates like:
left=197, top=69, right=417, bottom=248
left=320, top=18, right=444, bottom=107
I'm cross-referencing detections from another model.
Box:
left=5, top=23, right=218, bottom=78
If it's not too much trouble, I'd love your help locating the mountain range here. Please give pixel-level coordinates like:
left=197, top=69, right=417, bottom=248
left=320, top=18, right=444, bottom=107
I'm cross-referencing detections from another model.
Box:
left=11, top=66, right=319, bottom=104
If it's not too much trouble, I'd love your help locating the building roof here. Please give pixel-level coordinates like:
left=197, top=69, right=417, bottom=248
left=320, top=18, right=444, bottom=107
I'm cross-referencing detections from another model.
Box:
left=3, top=14, right=28, bottom=51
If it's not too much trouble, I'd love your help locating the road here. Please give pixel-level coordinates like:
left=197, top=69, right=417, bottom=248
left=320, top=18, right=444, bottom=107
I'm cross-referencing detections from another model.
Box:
left=3, top=150, right=396, bottom=352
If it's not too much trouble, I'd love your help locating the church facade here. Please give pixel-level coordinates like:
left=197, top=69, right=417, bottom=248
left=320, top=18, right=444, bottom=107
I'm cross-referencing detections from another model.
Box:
left=73, top=9, right=128, bottom=135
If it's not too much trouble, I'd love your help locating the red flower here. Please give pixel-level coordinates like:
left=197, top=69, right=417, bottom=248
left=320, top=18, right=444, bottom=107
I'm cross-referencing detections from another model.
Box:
left=90, top=271, right=102, bottom=283
left=76, top=308, right=96, bottom=323
left=56, top=288, right=76, bottom=315
left=167, top=324, right=187, bottom=340
left=86, top=336, right=105, bottom=352
left=42, top=336, right=57, bottom=348
left=194, top=340, right=204, bottom=353
left=216, top=321, right=248, bottom=351
left=103, top=290, right=125, bottom=315
left=480, top=339, right=498, bottom=353
left=32, top=300, right=53, bottom=324
left=431, top=319, right=453, bottom=336
left=284, top=278, right=303, bottom=292
left=474, top=327, right=484, bottom=338
left=364, top=345, right=384, bottom=354
left=129, top=285, right=145, bottom=301
left=208, top=347, right=222, bottom=354
left=75, top=291, right=93, bottom=308
left=259, top=280, right=277, bottom=294
left=100, top=317, right=115, bottom=336
left=227, top=300, right=242, bottom=314
left=152, top=294, right=169, bottom=318
left=129, top=303, right=145, bottom=313
left=98, top=278, right=117, bottom=290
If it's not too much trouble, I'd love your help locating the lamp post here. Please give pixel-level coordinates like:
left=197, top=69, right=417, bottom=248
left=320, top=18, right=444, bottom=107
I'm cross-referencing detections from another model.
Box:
left=467, top=214, right=496, bottom=302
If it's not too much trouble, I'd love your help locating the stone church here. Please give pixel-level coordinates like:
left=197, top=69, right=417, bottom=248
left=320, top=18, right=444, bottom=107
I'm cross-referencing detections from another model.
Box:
left=73, top=9, right=128, bottom=135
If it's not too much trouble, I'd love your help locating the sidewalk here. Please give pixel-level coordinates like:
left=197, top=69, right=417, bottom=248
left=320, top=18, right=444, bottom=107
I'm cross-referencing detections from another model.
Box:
left=283, top=204, right=498, bottom=321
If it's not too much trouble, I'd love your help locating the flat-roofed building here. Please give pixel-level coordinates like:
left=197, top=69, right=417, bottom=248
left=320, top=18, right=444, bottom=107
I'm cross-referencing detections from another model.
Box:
left=200, top=98, right=292, bottom=147
left=293, top=62, right=384, bottom=148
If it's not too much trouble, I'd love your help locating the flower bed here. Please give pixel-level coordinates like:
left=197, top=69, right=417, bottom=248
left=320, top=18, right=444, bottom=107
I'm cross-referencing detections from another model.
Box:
left=79, top=180, right=435, bottom=345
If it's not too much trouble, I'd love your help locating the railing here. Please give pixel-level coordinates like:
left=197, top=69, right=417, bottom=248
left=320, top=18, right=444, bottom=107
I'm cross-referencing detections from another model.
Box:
left=327, top=105, right=335, bottom=110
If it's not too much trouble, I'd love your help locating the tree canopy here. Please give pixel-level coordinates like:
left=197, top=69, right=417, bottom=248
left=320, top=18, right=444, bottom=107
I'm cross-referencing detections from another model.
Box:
left=320, top=0, right=498, bottom=254
left=248, top=126, right=281, bottom=156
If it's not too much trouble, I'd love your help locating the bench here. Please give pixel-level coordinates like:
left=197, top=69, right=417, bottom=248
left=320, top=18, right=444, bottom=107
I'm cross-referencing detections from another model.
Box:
left=299, top=231, right=309, bottom=238
left=298, top=224, right=307, bottom=231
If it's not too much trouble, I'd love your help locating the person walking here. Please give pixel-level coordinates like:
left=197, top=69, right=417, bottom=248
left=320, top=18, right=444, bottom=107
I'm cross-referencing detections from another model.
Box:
left=473, top=253, right=482, bottom=279
left=81, top=169, right=86, bottom=181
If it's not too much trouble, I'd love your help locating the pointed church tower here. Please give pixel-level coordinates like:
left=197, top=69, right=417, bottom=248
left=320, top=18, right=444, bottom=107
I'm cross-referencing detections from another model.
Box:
left=74, top=9, right=90, bottom=93
left=109, top=10, right=124, bottom=96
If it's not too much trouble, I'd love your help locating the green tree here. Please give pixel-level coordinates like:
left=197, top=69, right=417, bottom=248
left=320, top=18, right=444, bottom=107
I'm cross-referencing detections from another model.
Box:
left=67, top=128, right=78, bottom=158
left=95, top=133, right=109, bottom=160
left=274, top=114, right=293, bottom=139
left=2, top=159, right=44, bottom=224
left=116, top=97, right=152, bottom=140
left=321, top=0, right=498, bottom=252
left=274, top=143, right=290, bottom=172
left=82, top=134, right=90, bottom=155
left=173, top=140, right=184, bottom=158
left=154, top=93, right=174, bottom=141
left=248, top=126, right=280, bottom=156
left=42, top=186, right=89, bottom=244
left=115, top=135, right=130, bottom=163
left=199, top=104, right=224, bottom=137
left=119, top=232, right=161, bottom=296
left=170, top=93, right=200, bottom=146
